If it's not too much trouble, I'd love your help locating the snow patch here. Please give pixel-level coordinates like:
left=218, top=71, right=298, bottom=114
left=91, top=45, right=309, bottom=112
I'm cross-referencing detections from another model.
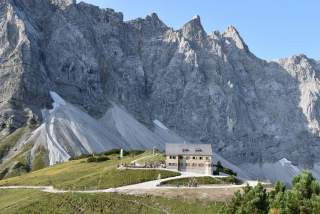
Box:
left=153, top=120, right=168, bottom=130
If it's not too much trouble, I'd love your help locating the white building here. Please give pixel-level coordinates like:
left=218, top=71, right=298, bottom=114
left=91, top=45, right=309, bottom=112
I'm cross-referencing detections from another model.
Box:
left=165, top=143, right=213, bottom=175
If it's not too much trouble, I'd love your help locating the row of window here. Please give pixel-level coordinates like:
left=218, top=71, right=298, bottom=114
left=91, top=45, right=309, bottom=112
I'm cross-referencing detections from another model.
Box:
left=181, top=163, right=212, bottom=167
left=182, top=149, right=203, bottom=152
left=169, top=156, right=211, bottom=160
left=167, top=163, right=212, bottom=167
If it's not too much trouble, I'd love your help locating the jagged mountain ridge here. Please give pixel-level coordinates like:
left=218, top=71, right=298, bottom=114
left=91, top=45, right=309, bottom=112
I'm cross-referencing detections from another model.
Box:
left=0, top=0, right=320, bottom=181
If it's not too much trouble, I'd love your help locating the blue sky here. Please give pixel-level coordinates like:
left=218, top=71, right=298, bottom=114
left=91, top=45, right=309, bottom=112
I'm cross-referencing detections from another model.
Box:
left=80, top=0, right=319, bottom=60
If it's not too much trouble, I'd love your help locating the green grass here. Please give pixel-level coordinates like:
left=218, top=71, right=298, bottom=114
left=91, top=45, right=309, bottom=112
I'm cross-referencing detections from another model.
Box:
left=0, top=140, right=34, bottom=179
left=0, top=127, right=28, bottom=160
left=0, top=127, right=35, bottom=179
left=31, top=146, right=48, bottom=171
left=0, top=189, right=224, bottom=214
left=135, top=151, right=166, bottom=165
left=160, top=176, right=238, bottom=186
left=0, top=152, right=180, bottom=190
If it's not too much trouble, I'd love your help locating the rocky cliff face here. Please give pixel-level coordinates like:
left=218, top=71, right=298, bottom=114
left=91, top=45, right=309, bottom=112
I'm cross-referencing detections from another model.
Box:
left=0, top=0, right=320, bottom=178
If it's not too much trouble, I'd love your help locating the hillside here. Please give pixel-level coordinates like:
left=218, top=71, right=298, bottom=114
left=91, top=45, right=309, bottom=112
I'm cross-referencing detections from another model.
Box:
left=0, top=92, right=182, bottom=179
left=0, top=0, right=319, bottom=183
left=0, top=189, right=223, bottom=214
left=0, top=151, right=180, bottom=190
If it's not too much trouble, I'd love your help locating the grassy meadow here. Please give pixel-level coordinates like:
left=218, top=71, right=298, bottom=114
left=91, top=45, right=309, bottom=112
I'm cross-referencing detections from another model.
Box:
left=160, top=176, right=238, bottom=186
left=0, top=189, right=224, bottom=214
left=0, top=152, right=180, bottom=190
left=134, top=152, right=166, bottom=165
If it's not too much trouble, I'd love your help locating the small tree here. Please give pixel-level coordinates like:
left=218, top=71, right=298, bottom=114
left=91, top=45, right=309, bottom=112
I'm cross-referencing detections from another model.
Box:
left=270, top=171, right=320, bottom=214
left=221, top=183, right=269, bottom=214
left=269, top=181, right=286, bottom=212
left=291, top=170, right=320, bottom=199
left=216, top=161, right=223, bottom=174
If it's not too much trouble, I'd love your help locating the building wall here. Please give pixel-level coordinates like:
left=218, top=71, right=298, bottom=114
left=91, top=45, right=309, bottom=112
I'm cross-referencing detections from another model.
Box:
left=166, top=155, right=179, bottom=171
left=166, top=155, right=213, bottom=175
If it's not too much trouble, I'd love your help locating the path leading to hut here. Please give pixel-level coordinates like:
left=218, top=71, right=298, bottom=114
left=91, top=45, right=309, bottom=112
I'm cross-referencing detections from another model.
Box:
left=0, top=170, right=268, bottom=194
left=130, top=154, right=154, bottom=164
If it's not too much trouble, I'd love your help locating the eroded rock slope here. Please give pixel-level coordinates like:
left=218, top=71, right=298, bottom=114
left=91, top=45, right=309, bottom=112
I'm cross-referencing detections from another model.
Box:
left=0, top=0, right=320, bottom=182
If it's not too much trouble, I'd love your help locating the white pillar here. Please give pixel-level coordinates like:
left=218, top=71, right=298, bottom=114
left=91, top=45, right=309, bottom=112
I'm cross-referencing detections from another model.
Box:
left=120, top=149, right=123, bottom=159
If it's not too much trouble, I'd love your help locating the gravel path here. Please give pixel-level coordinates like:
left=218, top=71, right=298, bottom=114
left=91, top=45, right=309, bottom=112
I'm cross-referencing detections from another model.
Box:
left=0, top=170, right=269, bottom=194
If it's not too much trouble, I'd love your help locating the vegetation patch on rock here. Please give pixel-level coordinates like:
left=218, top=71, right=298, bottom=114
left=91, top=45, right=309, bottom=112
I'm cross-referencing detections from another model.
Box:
left=160, top=176, right=239, bottom=187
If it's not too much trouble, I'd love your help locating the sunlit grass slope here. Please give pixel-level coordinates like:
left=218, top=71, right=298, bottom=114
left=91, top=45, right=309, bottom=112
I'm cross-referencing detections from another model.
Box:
left=0, top=152, right=179, bottom=190
left=0, top=189, right=223, bottom=214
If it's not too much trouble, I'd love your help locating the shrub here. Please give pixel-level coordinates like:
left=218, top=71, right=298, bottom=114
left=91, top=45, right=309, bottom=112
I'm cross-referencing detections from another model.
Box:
left=127, top=150, right=144, bottom=156
left=222, top=168, right=237, bottom=176
left=86, top=156, right=110, bottom=163
left=69, top=154, right=93, bottom=161
left=221, top=183, right=269, bottom=214
left=71, top=149, right=145, bottom=161
left=86, top=157, right=96, bottom=163
left=13, top=161, right=30, bottom=171
left=214, top=161, right=237, bottom=176
left=95, top=156, right=110, bottom=162
left=0, top=168, right=8, bottom=180
left=103, top=149, right=121, bottom=156
left=221, top=175, right=239, bottom=184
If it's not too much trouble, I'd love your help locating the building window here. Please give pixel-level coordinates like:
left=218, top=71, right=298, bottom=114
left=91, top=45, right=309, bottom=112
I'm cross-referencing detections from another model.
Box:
left=179, top=156, right=183, bottom=159
left=192, top=163, right=197, bottom=167
left=169, top=156, right=176, bottom=159
left=186, top=156, right=190, bottom=160
left=182, top=149, right=189, bottom=152
left=195, top=149, right=202, bottom=152
left=199, top=157, right=203, bottom=160
left=192, top=156, right=196, bottom=160
left=206, top=157, right=210, bottom=160
left=198, top=164, right=204, bottom=167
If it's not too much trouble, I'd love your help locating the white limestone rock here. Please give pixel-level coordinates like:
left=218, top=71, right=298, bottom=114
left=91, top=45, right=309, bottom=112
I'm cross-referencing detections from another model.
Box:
left=0, top=0, right=320, bottom=182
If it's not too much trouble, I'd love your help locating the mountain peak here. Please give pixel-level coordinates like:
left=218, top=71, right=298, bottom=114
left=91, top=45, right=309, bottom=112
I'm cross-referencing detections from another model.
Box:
left=225, top=25, right=238, bottom=33
left=146, top=12, right=160, bottom=21
left=223, top=25, right=248, bottom=50
left=144, top=12, right=167, bottom=29
left=128, top=12, right=167, bottom=37
left=50, top=0, right=76, bottom=9
left=181, top=15, right=206, bottom=41
left=280, top=54, right=318, bottom=70
left=192, top=15, right=201, bottom=21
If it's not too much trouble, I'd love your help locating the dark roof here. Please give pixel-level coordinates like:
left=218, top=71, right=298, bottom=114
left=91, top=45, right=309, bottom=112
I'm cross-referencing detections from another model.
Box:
left=165, top=143, right=212, bottom=156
